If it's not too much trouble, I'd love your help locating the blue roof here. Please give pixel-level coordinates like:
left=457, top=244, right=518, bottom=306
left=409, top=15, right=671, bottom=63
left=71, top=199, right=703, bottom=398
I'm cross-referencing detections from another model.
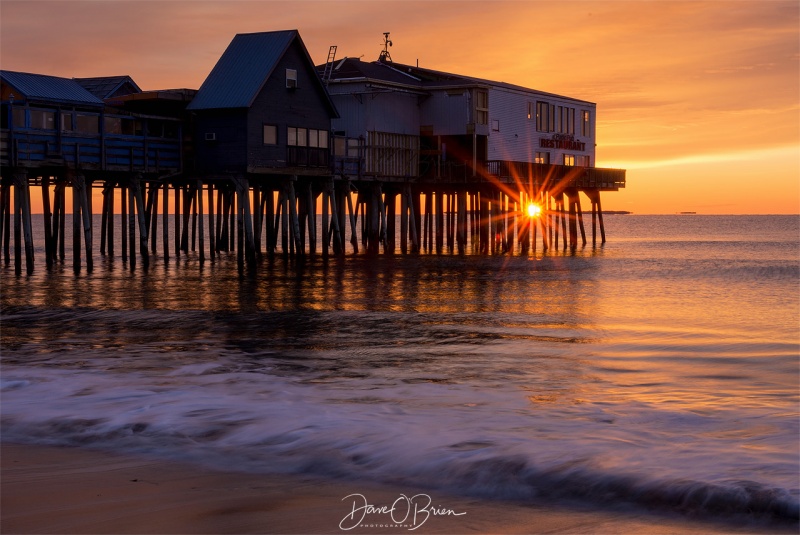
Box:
left=0, top=70, right=104, bottom=106
left=74, top=76, right=141, bottom=99
left=187, top=30, right=297, bottom=110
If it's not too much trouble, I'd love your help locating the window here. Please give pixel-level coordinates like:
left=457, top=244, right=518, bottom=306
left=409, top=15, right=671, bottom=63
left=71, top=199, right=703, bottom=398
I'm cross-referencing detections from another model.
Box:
left=286, top=68, right=297, bottom=89
left=563, top=154, right=575, bottom=166
left=527, top=102, right=533, bottom=120
left=535, top=151, right=550, bottom=164
left=334, top=137, right=346, bottom=156
left=347, top=138, right=360, bottom=157
left=61, top=113, right=73, bottom=132
left=30, top=110, right=55, bottom=130
left=577, top=155, right=590, bottom=167
left=568, top=108, right=575, bottom=135
left=536, top=101, right=559, bottom=133
left=582, top=110, right=590, bottom=137
left=104, top=117, right=122, bottom=135
left=76, top=114, right=99, bottom=134
left=491, top=119, right=499, bottom=132
left=12, top=108, right=25, bottom=128
left=475, top=89, right=488, bottom=125
left=308, top=129, right=328, bottom=148
left=290, top=127, right=328, bottom=148
left=263, top=124, right=277, bottom=145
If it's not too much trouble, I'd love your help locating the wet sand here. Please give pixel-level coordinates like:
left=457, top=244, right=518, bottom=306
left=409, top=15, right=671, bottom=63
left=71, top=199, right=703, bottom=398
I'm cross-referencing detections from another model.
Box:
left=0, top=443, right=788, bottom=534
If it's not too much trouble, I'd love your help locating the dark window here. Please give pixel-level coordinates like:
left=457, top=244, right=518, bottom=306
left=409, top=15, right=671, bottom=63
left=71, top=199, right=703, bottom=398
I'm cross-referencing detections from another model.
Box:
left=334, top=137, right=346, bottom=156
left=76, top=114, right=99, bottom=134
left=263, top=124, right=277, bottom=145
left=536, top=101, right=549, bottom=132
left=308, top=129, right=328, bottom=148
left=535, top=151, right=549, bottom=164
left=121, top=118, right=138, bottom=136
left=30, top=109, right=55, bottom=130
left=12, top=107, right=25, bottom=128
left=61, top=113, right=74, bottom=132
left=104, top=117, right=122, bottom=135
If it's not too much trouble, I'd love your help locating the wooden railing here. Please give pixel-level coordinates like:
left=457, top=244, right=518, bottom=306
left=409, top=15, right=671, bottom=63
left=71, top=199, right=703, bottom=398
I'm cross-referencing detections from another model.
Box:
left=1, top=127, right=181, bottom=174
left=487, top=160, right=625, bottom=190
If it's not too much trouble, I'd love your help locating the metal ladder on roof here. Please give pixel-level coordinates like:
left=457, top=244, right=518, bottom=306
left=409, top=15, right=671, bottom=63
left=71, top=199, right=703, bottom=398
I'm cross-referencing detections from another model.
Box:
left=322, top=45, right=337, bottom=86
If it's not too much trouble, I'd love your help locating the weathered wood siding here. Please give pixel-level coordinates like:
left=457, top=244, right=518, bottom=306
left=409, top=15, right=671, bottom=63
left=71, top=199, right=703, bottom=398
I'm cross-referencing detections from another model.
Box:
left=246, top=39, right=332, bottom=172
left=194, top=109, right=248, bottom=174
left=365, top=131, right=419, bottom=178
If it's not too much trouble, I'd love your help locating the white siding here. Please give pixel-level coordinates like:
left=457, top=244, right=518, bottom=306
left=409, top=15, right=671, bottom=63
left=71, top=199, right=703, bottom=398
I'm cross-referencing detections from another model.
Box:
left=419, top=90, right=471, bottom=135
left=486, top=88, right=596, bottom=166
left=329, top=84, right=419, bottom=137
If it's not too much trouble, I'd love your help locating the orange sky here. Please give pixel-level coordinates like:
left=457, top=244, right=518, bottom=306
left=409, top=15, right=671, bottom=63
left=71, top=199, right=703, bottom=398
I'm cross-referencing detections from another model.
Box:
left=2, top=0, right=798, bottom=214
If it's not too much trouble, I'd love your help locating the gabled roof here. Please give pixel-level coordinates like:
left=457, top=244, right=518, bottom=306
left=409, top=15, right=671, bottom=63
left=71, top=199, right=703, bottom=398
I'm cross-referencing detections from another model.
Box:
left=318, top=57, right=423, bottom=88
left=74, top=75, right=141, bottom=99
left=187, top=29, right=336, bottom=114
left=0, top=70, right=104, bottom=107
left=320, top=57, right=593, bottom=104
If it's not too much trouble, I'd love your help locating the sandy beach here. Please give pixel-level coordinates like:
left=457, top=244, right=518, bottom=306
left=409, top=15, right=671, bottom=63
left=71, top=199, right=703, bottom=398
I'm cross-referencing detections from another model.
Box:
left=2, top=442, right=790, bottom=535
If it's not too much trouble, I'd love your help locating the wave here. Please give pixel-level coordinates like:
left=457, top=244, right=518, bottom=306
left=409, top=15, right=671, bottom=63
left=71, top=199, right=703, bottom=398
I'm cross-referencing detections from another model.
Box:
left=2, top=416, right=797, bottom=525
left=2, top=367, right=797, bottom=527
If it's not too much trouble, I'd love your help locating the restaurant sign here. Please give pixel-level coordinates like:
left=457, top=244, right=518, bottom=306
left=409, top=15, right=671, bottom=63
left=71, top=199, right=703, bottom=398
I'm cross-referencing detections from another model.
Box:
left=540, top=134, right=585, bottom=151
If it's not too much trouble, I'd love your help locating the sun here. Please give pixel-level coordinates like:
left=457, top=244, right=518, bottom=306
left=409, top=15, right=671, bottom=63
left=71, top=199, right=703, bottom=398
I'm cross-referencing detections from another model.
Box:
left=526, top=203, right=542, bottom=217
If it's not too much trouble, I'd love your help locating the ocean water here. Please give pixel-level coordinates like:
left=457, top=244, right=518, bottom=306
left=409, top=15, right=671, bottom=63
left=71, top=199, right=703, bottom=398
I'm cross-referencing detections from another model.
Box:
left=1, top=214, right=798, bottom=527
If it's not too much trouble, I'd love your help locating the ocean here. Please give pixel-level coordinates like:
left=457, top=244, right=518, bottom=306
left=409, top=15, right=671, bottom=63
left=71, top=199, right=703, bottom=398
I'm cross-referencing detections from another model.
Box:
left=2, top=214, right=798, bottom=528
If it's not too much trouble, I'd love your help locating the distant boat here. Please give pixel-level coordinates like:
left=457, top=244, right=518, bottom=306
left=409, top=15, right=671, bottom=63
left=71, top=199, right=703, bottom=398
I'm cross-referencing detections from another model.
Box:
left=602, top=210, right=632, bottom=215
left=678, top=211, right=697, bottom=214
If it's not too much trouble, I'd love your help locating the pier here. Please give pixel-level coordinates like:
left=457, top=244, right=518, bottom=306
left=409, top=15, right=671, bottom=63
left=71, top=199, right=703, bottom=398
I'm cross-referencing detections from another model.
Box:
left=0, top=30, right=625, bottom=275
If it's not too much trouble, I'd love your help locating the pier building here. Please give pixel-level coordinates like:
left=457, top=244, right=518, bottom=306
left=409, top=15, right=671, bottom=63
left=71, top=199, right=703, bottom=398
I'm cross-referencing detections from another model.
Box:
left=0, top=30, right=625, bottom=275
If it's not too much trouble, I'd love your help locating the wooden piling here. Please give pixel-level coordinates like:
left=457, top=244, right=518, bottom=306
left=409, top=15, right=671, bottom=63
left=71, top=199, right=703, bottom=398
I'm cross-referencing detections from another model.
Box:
left=174, top=183, right=181, bottom=257
left=56, top=182, right=65, bottom=262
left=121, top=186, right=129, bottom=261
left=107, top=183, right=115, bottom=258
left=72, top=178, right=81, bottom=273
left=42, top=177, right=53, bottom=268
left=576, top=192, right=586, bottom=246
left=100, top=183, right=109, bottom=256
left=150, top=184, right=159, bottom=255
left=198, top=180, right=205, bottom=263
left=2, top=181, right=10, bottom=265
left=307, top=183, right=316, bottom=255
left=208, top=183, right=216, bottom=260
left=568, top=190, right=578, bottom=249
left=14, top=180, right=22, bottom=275
left=386, top=190, right=396, bottom=254
left=132, top=180, right=149, bottom=270
left=596, top=191, right=606, bottom=244
left=21, top=178, right=34, bottom=274
left=162, top=182, right=170, bottom=261
left=346, top=184, right=358, bottom=254
left=128, top=180, right=136, bottom=270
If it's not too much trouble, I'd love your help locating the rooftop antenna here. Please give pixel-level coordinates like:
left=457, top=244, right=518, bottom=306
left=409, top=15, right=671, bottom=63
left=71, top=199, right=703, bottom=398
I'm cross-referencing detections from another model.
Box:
left=379, top=32, right=393, bottom=63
